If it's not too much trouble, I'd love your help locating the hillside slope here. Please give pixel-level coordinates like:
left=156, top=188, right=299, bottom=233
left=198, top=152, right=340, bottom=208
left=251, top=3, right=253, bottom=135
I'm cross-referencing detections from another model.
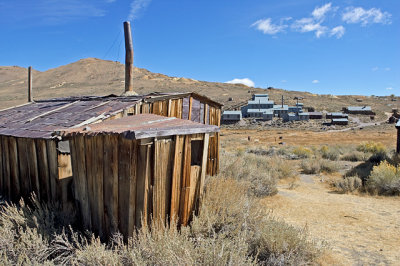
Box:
left=0, top=58, right=398, bottom=120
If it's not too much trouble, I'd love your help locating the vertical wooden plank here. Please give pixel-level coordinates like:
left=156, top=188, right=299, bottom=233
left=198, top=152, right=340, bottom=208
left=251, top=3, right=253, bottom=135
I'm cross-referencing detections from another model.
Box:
left=136, top=142, right=151, bottom=228
left=128, top=140, right=138, bottom=237
left=204, top=104, right=209, bottom=125
left=36, top=139, right=51, bottom=202
left=178, top=99, right=183, bottom=119
left=72, top=135, right=91, bottom=229
left=118, top=136, right=132, bottom=240
left=46, top=140, right=58, bottom=202
left=94, top=136, right=105, bottom=238
left=187, top=165, right=201, bottom=222
left=8, top=137, right=21, bottom=201
left=2, top=137, right=11, bottom=199
left=198, top=133, right=209, bottom=207
left=188, top=97, right=193, bottom=120
left=0, top=137, right=3, bottom=196
left=16, top=138, right=30, bottom=199
left=103, top=134, right=119, bottom=236
left=27, top=139, right=40, bottom=200
left=179, top=135, right=191, bottom=225
left=167, top=99, right=172, bottom=117
left=170, top=135, right=184, bottom=221
left=153, top=138, right=174, bottom=224
left=85, top=136, right=98, bottom=234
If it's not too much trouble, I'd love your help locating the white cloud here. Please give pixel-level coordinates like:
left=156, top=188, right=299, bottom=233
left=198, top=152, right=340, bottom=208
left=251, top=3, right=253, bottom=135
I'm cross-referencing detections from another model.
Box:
left=312, top=3, right=332, bottom=20
left=226, top=78, right=255, bottom=87
left=342, top=7, right=392, bottom=26
left=312, top=80, right=320, bottom=84
left=292, top=18, right=328, bottom=38
left=127, top=0, right=152, bottom=21
left=251, top=18, right=288, bottom=35
left=385, top=67, right=391, bottom=71
left=386, top=87, right=393, bottom=90
left=281, top=80, right=287, bottom=83
left=330, top=25, right=345, bottom=38
left=372, top=67, right=379, bottom=71
left=106, top=0, right=116, bottom=3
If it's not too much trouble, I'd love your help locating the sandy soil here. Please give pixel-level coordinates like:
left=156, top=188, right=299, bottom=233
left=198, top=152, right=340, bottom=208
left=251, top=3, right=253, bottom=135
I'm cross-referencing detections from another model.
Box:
left=263, top=176, right=400, bottom=265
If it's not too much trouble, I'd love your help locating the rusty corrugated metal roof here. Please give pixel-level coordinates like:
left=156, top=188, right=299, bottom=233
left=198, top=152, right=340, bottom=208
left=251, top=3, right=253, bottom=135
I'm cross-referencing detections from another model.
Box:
left=0, top=92, right=222, bottom=139
left=60, top=114, right=219, bottom=139
left=0, top=99, right=139, bottom=139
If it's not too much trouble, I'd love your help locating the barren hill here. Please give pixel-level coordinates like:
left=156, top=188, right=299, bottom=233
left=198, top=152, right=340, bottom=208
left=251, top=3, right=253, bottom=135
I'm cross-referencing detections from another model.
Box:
left=0, top=58, right=398, bottom=120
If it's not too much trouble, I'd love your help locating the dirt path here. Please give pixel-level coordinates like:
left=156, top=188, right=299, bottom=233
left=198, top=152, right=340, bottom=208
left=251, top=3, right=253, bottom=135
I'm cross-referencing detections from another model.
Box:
left=262, top=176, right=400, bottom=265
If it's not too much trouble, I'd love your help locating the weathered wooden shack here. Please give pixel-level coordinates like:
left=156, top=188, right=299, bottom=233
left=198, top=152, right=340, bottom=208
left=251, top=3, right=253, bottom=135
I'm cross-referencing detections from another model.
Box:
left=60, top=114, right=218, bottom=239
left=0, top=92, right=222, bottom=207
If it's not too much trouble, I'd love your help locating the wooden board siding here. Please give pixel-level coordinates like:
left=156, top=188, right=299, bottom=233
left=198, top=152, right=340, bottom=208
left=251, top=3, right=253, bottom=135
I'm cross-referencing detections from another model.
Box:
left=68, top=132, right=207, bottom=240
left=36, top=139, right=51, bottom=202
left=153, top=138, right=174, bottom=224
left=103, top=134, right=119, bottom=235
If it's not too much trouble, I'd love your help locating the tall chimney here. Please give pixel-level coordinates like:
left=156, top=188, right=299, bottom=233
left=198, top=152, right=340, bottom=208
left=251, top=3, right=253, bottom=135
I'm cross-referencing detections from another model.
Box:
left=281, top=95, right=284, bottom=108
left=28, top=66, right=32, bottom=102
left=123, top=21, right=135, bottom=95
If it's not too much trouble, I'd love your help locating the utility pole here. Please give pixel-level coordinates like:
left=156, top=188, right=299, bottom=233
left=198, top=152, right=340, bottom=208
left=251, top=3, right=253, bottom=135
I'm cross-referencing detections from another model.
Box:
left=123, top=21, right=134, bottom=94
left=28, top=66, right=32, bottom=102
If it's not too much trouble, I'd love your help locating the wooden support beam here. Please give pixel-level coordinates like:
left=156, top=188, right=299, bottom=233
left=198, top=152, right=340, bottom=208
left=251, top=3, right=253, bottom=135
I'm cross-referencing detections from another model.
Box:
left=188, top=97, right=193, bottom=121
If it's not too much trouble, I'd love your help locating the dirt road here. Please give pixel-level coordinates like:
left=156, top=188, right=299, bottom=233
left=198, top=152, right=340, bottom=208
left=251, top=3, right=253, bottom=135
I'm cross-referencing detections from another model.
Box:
left=263, top=175, right=400, bottom=265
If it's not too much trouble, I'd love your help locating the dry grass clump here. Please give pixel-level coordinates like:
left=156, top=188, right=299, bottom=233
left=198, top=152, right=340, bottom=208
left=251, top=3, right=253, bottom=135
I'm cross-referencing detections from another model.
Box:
left=320, top=146, right=340, bottom=161
left=333, top=176, right=363, bottom=193
left=292, top=146, right=313, bottom=159
left=220, top=151, right=278, bottom=197
left=0, top=178, right=323, bottom=265
left=301, top=159, right=338, bottom=175
left=220, top=150, right=298, bottom=197
left=366, top=161, right=400, bottom=196
left=357, top=141, right=386, bottom=154
left=340, top=151, right=368, bottom=162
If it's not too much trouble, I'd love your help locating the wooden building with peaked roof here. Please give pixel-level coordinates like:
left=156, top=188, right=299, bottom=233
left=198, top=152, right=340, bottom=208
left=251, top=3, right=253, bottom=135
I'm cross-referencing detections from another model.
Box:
left=0, top=92, right=222, bottom=209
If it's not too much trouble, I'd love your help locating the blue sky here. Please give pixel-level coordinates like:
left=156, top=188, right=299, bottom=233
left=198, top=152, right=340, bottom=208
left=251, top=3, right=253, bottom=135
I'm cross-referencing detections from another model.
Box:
left=0, top=0, right=398, bottom=96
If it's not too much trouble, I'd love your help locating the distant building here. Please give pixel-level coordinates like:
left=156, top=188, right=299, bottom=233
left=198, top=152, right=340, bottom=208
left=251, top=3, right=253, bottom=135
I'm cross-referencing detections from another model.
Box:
left=299, top=112, right=309, bottom=121
left=262, top=109, right=274, bottom=121
left=331, top=118, right=349, bottom=125
left=283, top=112, right=309, bottom=122
left=326, top=112, right=348, bottom=119
left=343, top=106, right=375, bottom=115
left=309, top=112, right=323, bottom=119
left=222, top=110, right=242, bottom=121
left=273, top=105, right=289, bottom=117
left=288, top=106, right=302, bottom=113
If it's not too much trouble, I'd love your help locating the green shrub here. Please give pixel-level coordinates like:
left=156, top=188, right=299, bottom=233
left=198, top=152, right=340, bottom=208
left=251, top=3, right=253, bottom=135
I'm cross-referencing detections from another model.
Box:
left=366, top=161, right=400, bottom=196
left=301, top=159, right=338, bottom=174
left=320, top=146, right=340, bottom=161
left=341, top=151, right=368, bottom=162
left=357, top=141, right=386, bottom=154
left=334, top=176, right=362, bottom=193
left=293, top=146, right=313, bottom=159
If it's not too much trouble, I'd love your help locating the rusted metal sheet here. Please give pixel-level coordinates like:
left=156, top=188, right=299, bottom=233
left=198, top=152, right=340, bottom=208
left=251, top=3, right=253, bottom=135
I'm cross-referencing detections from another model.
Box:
left=61, top=114, right=219, bottom=140
left=0, top=92, right=222, bottom=140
